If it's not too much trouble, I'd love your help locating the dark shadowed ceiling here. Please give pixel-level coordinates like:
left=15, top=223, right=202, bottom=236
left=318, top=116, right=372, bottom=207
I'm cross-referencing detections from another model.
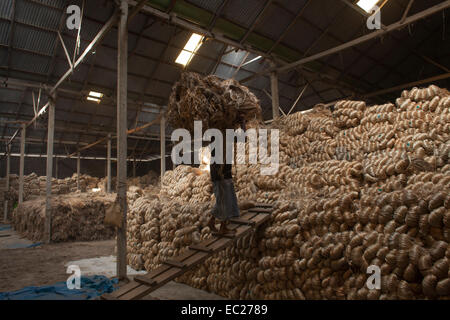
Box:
left=0, top=0, right=448, bottom=160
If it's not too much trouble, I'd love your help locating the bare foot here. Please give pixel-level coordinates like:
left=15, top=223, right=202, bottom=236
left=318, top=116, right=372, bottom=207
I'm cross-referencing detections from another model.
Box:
left=208, top=217, right=218, bottom=233
left=219, top=222, right=236, bottom=235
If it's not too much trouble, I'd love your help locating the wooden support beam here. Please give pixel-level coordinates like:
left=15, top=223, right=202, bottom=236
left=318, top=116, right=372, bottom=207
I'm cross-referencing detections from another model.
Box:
left=51, top=11, right=119, bottom=94
left=160, top=114, right=166, bottom=179
left=240, top=0, right=450, bottom=82
left=270, top=72, right=280, bottom=120
left=55, top=157, right=58, bottom=179
left=107, top=134, right=112, bottom=193
left=67, top=114, right=162, bottom=158
left=18, top=123, right=25, bottom=204
left=45, top=93, right=56, bottom=244
left=116, top=0, right=128, bottom=280
left=401, top=0, right=415, bottom=23
left=76, top=153, right=80, bottom=191
left=287, top=84, right=308, bottom=116
left=3, top=145, right=10, bottom=221
left=363, top=72, right=450, bottom=98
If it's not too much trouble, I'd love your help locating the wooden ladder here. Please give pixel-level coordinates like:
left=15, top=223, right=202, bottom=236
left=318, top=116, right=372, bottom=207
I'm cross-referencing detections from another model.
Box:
left=102, top=203, right=272, bottom=300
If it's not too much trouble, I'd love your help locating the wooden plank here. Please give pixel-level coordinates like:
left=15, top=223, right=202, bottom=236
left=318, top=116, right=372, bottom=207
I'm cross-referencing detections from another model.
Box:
left=229, top=217, right=256, bottom=226
left=212, top=231, right=236, bottom=239
left=119, top=283, right=154, bottom=300
left=181, top=252, right=209, bottom=270
left=234, top=225, right=252, bottom=238
left=134, top=275, right=157, bottom=286
left=248, top=207, right=273, bottom=213
left=189, top=244, right=213, bottom=253
left=144, top=264, right=171, bottom=279
left=174, top=248, right=199, bottom=262
left=121, top=267, right=186, bottom=300
left=164, top=259, right=186, bottom=269
left=209, top=237, right=233, bottom=252
left=101, top=293, right=119, bottom=300
left=240, top=211, right=259, bottom=221
left=107, top=210, right=273, bottom=300
left=251, top=213, right=271, bottom=226
left=255, top=203, right=272, bottom=208
left=106, top=280, right=142, bottom=299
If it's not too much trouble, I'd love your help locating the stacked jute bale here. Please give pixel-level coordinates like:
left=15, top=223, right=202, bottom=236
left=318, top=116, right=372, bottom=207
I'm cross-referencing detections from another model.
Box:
left=11, top=192, right=115, bottom=242
left=0, top=173, right=100, bottom=214
left=97, top=171, right=160, bottom=196
left=126, top=84, right=449, bottom=299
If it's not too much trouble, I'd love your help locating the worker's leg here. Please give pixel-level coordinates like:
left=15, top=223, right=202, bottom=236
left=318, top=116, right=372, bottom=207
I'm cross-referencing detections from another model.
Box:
left=207, top=216, right=218, bottom=232
left=218, top=220, right=236, bottom=235
left=217, top=179, right=239, bottom=235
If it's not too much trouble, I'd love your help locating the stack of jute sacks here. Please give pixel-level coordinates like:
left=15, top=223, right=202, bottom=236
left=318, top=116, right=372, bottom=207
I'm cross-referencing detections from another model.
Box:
left=0, top=173, right=100, bottom=215
left=97, top=171, right=160, bottom=196
left=11, top=192, right=116, bottom=242
left=126, top=82, right=449, bottom=300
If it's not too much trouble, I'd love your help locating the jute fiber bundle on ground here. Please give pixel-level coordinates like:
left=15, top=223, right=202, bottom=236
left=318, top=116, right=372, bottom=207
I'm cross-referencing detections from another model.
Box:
left=167, top=72, right=262, bottom=133
left=98, top=170, right=160, bottom=196
left=126, top=84, right=449, bottom=299
left=11, top=193, right=116, bottom=242
left=0, top=173, right=100, bottom=215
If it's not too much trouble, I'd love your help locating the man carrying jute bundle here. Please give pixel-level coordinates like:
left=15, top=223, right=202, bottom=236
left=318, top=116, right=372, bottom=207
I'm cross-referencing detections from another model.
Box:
left=207, top=118, right=246, bottom=236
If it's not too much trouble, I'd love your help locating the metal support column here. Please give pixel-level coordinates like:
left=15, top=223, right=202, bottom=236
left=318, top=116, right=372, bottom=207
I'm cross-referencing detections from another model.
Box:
left=160, top=114, right=166, bottom=179
left=107, top=134, right=112, bottom=193
left=76, top=153, right=80, bottom=190
left=116, top=0, right=128, bottom=280
left=45, top=93, right=56, bottom=244
left=3, top=145, right=11, bottom=221
left=270, top=72, right=280, bottom=120
left=18, top=123, right=26, bottom=204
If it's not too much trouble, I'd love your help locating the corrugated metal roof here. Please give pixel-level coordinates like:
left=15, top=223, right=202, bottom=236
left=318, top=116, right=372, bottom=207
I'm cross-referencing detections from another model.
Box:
left=10, top=49, right=51, bottom=74
left=255, top=5, right=292, bottom=40
left=222, top=0, right=267, bottom=29
left=13, top=24, right=55, bottom=55
left=0, top=20, right=11, bottom=45
left=37, top=0, right=67, bottom=9
left=16, top=0, right=62, bottom=30
left=186, top=0, right=223, bottom=14
left=0, top=0, right=13, bottom=20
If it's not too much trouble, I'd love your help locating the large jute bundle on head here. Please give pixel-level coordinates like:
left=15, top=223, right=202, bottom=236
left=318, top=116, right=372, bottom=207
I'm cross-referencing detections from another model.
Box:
left=167, top=72, right=262, bottom=133
left=126, top=84, right=450, bottom=300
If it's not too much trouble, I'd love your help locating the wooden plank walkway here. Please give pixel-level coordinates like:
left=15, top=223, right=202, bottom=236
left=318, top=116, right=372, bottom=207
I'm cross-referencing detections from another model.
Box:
left=102, top=203, right=272, bottom=300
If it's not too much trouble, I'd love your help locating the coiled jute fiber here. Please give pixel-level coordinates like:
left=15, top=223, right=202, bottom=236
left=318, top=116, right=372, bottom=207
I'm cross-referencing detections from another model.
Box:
left=127, top=84, right=450, bottom=300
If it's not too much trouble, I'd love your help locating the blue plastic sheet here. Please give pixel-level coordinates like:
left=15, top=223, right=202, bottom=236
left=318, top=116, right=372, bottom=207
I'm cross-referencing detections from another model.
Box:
left=0, top=224, right=11, bottom=231
left=0, top=275, right=118, bottom=300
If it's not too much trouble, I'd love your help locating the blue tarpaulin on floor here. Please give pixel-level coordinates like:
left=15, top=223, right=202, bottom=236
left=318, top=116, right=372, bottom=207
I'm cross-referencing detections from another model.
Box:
left=0, top=224, right=11, bottom=231
left=0, top=276, right=118, bottom=300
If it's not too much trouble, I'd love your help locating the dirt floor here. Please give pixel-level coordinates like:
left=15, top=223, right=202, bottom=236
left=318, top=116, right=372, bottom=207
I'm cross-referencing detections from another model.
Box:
left=0, top=228, right=224, bottom=299
left=0, top=239, right=115, bottom=292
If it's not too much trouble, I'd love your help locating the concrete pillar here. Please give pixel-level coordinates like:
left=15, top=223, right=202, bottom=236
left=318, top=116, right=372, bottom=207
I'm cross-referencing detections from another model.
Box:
left=18, top=124, right=26, bottom=204
left=160, top=114, right=166, bottom=179
left=270, top=71, right=280, bottom=120
left=107, top=134, right=111, bottom=193
left=116, top=0, right=128, bottom=280
left=45, top=93, right=56, bottom=244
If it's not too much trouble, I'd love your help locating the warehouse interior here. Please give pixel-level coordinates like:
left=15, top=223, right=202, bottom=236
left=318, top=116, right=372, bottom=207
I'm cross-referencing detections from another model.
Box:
left=0, top=0, right=449, bottom=301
